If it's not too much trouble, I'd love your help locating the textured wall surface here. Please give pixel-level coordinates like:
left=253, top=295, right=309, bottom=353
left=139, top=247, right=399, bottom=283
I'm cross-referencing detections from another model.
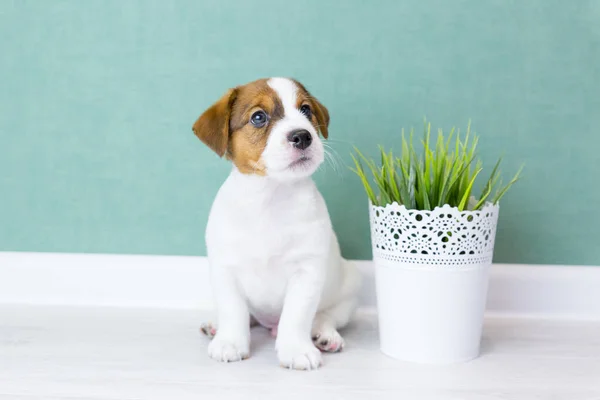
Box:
left=1, top=0, right=599, bottom=264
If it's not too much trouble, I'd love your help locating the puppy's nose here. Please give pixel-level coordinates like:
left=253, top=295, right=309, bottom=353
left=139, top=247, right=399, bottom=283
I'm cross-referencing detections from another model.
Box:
left=287, top=129, right=312, bottom=150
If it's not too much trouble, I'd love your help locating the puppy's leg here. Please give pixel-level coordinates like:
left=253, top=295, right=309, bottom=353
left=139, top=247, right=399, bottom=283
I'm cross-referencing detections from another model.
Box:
left=311, top=297, right=357, bottom=352
left=312, top=260, right=361, bottom=352
left=206, top=266, right=251, bottom=362
left=276, top=270, right=324, bottom=370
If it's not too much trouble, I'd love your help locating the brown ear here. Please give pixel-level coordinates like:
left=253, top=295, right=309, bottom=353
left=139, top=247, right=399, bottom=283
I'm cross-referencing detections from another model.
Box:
left=311, top=97, right=330, bottom=139
left=192, top=88, right=237, bottom=157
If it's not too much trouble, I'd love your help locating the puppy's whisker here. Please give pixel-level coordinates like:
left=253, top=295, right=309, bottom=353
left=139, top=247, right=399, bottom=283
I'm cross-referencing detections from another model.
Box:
left=324, top=138, right=353, bottom=146
left=324, top=150, right=338, bottom=170
left=322, top=145, right=345, bottom=172
left=323, top=149, right=344, bottom=177
left=323, top=151, right=336, bottom=173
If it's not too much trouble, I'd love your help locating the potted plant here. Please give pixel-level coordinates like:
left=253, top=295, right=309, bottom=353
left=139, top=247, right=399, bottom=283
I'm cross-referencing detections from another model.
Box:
left=351, top=120, right=522, bottom=364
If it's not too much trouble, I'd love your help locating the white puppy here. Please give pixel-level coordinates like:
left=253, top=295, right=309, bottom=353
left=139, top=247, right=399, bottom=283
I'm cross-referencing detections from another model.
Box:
left=192, top=77, right=361, bottom=370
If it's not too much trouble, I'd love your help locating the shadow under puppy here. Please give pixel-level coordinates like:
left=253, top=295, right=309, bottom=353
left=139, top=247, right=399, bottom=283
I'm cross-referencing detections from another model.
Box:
left=192, top=77, right=361, bottom=370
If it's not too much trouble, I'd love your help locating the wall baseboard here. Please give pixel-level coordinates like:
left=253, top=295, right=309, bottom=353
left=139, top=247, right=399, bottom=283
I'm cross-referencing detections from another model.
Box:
left=1, top=251, right=599, bottom=320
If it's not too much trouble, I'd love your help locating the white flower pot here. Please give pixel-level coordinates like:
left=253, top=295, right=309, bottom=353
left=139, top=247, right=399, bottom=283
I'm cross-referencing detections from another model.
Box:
left=369, top=202, right=499, bottom=364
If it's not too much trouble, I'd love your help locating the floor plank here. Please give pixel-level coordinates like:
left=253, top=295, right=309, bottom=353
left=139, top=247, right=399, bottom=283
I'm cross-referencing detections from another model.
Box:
left=0, top=306, right=599, bottom=399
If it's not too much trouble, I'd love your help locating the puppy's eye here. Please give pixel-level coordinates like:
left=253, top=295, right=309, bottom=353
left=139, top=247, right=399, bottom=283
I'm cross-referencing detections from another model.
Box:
left=250, top=110, right=268, bottom=127
left=300, top=104, right=312, bottom=118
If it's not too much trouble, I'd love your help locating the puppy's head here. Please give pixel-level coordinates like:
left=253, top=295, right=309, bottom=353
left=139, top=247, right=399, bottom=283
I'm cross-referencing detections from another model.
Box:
left=192, top=77, right=329, bottom=180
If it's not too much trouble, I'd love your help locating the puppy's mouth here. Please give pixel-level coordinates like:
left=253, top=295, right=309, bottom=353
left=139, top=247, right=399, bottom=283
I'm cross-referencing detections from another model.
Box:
left=288, top=155, right=312, bottom=169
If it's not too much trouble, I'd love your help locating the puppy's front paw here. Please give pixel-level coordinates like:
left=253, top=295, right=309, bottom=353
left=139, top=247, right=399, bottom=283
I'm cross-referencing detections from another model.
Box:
left=207, top=334, right=249, bottom=363
left=277, top=340, right=322, bottom=370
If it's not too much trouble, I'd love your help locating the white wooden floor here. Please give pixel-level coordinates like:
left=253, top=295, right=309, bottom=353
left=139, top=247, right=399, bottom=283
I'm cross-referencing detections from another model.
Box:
left=0, top=305, right=599, bottom=400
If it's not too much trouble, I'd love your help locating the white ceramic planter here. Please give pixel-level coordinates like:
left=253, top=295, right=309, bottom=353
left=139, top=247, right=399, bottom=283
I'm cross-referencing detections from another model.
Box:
left=369, top=201, right=499, bottom=364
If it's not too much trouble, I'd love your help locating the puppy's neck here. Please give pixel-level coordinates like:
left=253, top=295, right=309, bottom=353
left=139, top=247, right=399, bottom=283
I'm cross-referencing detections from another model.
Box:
left=226, top=166, right=314, bottom=200
left=218, top=166, right=321, bottom=223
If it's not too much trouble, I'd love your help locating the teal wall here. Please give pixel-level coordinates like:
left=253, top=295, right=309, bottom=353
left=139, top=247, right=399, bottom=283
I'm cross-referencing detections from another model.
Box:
left=1, top=0, right=599, bottom=265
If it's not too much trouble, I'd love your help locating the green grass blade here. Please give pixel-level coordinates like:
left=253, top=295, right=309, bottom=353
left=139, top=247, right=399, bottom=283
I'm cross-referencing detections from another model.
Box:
left=422, top=122, right=432, bottom=196
left=458, top=167, right=482, bottom=211
left=474, top=157, right=503, bottom=210
left=491, top=164, right=524, bottom=204
left=354, top=148, right=384, bottom=201
left=407, top=159, right=417, bottom=209
left=445, top=127, right=455, bottom=154
left=397, top=158, right=413, bottom=206
left=381, top=147, right=401, bottom=203
left=350, top=153, right=378, bottom=205
left=413, top=151, right=431, bottom=210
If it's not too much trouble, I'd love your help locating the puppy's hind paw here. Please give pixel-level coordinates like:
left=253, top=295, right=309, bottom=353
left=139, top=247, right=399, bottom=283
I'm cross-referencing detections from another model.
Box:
left=200, top=322, right=217, bottom=339
left=312, top=329, right=345, bottom=353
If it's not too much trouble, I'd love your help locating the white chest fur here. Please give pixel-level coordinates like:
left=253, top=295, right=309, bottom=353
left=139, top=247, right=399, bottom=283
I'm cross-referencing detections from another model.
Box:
left=203, top=169, right=360, bottom=370
left=205, top=168, right=336, bottom=314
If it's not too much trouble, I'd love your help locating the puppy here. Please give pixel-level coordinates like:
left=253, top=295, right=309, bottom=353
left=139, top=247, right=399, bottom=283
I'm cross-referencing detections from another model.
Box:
left=192, top=77, right=361, bottom=370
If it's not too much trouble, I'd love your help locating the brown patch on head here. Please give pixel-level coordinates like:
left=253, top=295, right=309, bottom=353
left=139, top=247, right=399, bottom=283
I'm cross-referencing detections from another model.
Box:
left=192, top=78, right=284, bottom=175
left=292, top=79, right=330, bottom=139
left=227, top=79, right=284, bottom=175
